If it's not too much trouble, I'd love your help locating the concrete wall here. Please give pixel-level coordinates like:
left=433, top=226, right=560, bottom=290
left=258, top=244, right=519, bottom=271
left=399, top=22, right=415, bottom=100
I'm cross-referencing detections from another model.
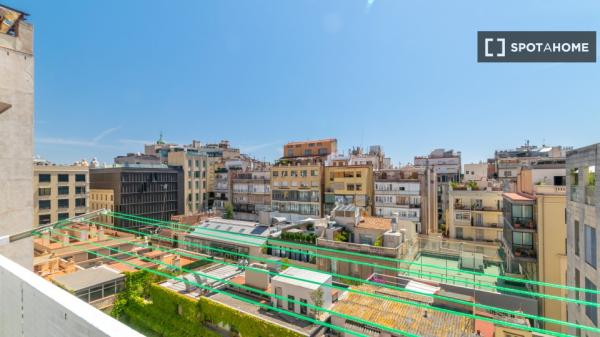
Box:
left=0, top=254, right=143, bottom=337
left=0, top=19, right=34, bottom=268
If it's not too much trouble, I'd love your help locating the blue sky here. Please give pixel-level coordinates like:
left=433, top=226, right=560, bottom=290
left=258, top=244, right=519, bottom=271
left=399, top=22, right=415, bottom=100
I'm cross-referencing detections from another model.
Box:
left=10, top=0, right=600, bottom=165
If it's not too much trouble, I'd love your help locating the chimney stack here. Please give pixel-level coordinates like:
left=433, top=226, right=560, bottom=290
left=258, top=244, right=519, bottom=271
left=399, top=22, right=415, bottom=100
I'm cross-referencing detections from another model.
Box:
left=98, top=226, right=106, bottom=240
left=89, top=224, right=98, bottom=239
left=391, top=212, right=399, bottom=233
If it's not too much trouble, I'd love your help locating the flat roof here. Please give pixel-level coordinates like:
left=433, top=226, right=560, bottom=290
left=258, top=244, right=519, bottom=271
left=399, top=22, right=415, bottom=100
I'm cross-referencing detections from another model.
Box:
left=356, top=216, right=392, bottom=230
left=272, top=267, right=331, bottom=290
left=188, top=218, right=269, bottom=246
left=52, top=265, right=123, bottom=292
left=503, top=192, right=535, bottom=202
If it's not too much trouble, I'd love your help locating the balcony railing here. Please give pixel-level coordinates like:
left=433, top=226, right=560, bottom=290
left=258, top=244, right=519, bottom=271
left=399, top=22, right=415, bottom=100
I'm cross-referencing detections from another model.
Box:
left=512, top=245, right=537, bottom=259
left=454, top=204, right=501, bottom=212
left=509, top=217, right=536, bottom=230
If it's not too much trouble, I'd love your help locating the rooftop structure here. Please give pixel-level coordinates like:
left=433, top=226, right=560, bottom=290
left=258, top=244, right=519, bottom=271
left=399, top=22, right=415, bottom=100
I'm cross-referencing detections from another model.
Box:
left=283, top=138, right=337, bottom=158
left=332, top=284, right=475, bottom=337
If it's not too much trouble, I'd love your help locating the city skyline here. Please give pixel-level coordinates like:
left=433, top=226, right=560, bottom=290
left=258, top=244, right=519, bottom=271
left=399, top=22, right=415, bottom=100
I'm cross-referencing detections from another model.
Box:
left=11, top=0, right=600, bottom=164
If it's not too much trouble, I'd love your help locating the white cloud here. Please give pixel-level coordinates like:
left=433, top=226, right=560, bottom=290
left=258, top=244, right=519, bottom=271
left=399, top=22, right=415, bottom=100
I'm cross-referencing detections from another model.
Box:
left=37, top=126, right=120, bottom=148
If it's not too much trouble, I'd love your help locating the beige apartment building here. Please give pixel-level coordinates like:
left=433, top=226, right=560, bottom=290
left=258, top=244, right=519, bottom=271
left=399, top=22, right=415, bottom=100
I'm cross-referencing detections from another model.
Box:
left=89, top=189, right=114, bottom=224
left=447, top=187, right=503, bottom=243
left=167, top=150, right=208, bottom=215
left=324, top=163, right=374, bottom=215
left=283, top=138, right=337, bottom=158
left=271, top=157, right=324, bottom=222
left=501, top=159, right=567, bottom=333
left=34, top=164, right=89, bottom=226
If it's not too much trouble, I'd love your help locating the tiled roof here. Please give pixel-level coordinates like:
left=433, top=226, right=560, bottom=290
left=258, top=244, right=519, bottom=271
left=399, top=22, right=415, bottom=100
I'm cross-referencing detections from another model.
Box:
left=356, top=217, right=392, bottom=230
left=333, top=285, right=474, bottom=337
left=503, top=192, right=535, bottom=202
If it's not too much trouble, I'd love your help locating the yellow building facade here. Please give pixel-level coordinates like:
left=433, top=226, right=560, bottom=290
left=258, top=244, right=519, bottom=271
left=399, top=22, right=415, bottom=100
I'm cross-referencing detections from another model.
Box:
left=89, top=189, right=115, bottom=225
left=271, top=158, right=323, bottom=221
left=447, top=188, right=503, bottom=243
left=324, top=165, right=374, bottom=215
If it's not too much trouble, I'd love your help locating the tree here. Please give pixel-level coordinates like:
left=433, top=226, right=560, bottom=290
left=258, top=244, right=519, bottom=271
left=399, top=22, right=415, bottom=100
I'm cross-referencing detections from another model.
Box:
left=224, top=203, right=234, bottom=219
left=309, top=288, right=324, bottom=318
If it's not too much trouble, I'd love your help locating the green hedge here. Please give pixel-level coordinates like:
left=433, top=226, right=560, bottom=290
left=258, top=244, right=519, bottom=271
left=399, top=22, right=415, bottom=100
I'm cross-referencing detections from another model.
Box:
left=113, top=271, right=304, bottom=337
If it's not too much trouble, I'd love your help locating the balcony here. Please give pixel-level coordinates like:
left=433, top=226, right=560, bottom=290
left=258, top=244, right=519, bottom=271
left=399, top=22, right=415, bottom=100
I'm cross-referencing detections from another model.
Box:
left=0, top=255, right=143, bottom=337
left=507, top=217, right=536, bottom=230
left=534, top=185, right=566, bottom=195
left=570, top=186, right=579, bottom=202
left=455, top=203, right=501, bottom=212
left=585, top=186, right=595, bottom=205
left=512, top=245, right=537, bottom=260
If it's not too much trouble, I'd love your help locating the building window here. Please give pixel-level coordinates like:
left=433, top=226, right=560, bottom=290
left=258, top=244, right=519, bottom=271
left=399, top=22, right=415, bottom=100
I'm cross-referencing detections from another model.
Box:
left=287, top=295, right=295, bottom=311
left=287, top=148, right=293, bottom=157
left=39, top=174, right=51, bottom=183
left=38, top=187, right=51, bottom=196
left=575, top=220, right=580, bottom=256
left=76, top=198, right=86, bottom=208
left=75, top=174, right=86, bottom=182
left=304, top=149, right=312, bottom=156
left=311, top=170, right=318, bottom=177
left=272, top=171, right=279, bottom=177
left=575, top=268, right=580, bottom=301
left=75, top=186, right=86, bottom=194
left=300, top=298, right=308, bottom=315
left=585, top=278, right=598, bottom=326
left=513, top=232, right=533, bottom=248
left=58, top=186, right=69, bottom=195
left=39, top=200, right=51, bottom=210
left=318, top=148, right=327, bottom=155
left=58, top=213, right=69, bottom=221
left=58, top=174, right=69, bottom=183
left=58, top=199, right=69, bottom=208
left=38, top=214, right=51, bottom=225
left=456, top=227, right=463, bottom=239
left=585, top=225, right=597, bottom=268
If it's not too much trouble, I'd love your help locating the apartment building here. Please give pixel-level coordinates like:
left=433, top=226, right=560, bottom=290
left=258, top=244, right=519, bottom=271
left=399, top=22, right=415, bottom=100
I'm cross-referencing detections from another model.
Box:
left=231, top=168, right=271, bottom=223
left=447, top=186, right=503, bottom=243
left=34, top=164, right=89, bottom=226
left=90, top=165, right=183, bottom=229
left=373, top=167, right=437, bottom=234
left=0, top=5, right=33, bottom=267
left=167, top=149, right=208, bottom=215
left=283, top=138, right=337, bottom=158
left=271, top=157, right=324, bottom=222
left=463, top=162, right=488, bottom=182
left=494, top=142, right=569, bottom=192
left=346, top=145, right=392, bottom=171
left=566, top=144, right=599, bottom=334
left=501, top=159, right=567, bottom=332
left=415, top=149, right=461, bottom=227
left=323, top=163, right=374, bottom=215
left=89, top=189, right=114, bottom=224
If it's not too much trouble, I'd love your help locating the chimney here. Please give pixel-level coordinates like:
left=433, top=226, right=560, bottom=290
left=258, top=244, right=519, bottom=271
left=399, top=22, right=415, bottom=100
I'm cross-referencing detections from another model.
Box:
left=89, top=224, right=98, bottom=239
left=391, top=212, right=399, bottom=233
left=97, top=226, right=106, bottom=240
